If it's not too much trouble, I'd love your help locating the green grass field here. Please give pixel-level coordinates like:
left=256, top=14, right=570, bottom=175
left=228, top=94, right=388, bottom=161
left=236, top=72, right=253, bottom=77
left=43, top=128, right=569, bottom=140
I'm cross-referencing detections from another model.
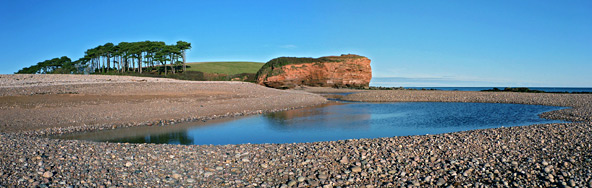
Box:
left=185, top=62, right=264, bottom=75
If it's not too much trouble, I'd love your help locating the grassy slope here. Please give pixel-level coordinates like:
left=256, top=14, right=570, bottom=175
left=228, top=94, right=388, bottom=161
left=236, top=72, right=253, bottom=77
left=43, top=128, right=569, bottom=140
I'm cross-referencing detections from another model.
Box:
left=186, top=62, right=264, bottom=75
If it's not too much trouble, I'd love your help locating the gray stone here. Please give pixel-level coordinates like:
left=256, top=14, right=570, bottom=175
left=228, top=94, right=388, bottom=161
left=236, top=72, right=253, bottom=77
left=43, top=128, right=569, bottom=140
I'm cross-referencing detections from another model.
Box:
left=436, top=178, right=445, bottom=186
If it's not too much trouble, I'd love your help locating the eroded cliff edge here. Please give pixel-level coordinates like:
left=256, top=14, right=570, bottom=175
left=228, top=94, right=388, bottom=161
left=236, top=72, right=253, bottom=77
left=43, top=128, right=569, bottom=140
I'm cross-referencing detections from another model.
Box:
left=256, top=54, right=372, bottom=89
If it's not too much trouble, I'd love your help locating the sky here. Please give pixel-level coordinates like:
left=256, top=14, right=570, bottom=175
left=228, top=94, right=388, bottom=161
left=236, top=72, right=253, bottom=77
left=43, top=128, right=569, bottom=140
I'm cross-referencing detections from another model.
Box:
left=0, top=0, right=591, bottom=87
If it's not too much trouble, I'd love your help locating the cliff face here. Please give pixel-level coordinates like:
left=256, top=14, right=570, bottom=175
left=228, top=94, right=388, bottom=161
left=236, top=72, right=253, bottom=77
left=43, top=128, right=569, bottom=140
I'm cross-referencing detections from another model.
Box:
left=256, top=54, right=371, bottom=89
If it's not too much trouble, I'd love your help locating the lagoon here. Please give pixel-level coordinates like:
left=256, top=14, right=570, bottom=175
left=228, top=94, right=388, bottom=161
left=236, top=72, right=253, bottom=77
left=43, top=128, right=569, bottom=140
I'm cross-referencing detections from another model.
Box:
left=58, top=102, right=565, bottom=145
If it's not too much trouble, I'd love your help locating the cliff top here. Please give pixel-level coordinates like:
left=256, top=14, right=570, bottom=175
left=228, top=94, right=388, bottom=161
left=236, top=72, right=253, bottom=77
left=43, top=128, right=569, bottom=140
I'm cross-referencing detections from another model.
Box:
left=256, top=54, right=368, bottom=78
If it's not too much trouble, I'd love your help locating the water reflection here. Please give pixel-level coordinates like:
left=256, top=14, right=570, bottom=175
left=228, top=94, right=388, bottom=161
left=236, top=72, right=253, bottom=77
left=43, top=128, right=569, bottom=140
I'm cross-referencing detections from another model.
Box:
left=57, top=102, right=566, bottom=145
left=263, top=102, right=371, bottom=130
left=106, top=131, right=194, bottom=145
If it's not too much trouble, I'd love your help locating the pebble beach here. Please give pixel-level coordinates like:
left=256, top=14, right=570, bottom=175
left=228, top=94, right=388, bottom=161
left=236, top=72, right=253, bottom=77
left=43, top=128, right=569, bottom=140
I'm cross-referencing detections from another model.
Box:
left=1, top=75, right=591, bottom=187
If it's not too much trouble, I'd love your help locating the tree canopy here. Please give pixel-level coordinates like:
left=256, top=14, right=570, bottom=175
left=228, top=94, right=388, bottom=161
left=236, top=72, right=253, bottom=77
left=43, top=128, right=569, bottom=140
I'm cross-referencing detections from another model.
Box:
left=16, top=40, right=191, bottom=75
left=16, top=56, right=79, bottom=74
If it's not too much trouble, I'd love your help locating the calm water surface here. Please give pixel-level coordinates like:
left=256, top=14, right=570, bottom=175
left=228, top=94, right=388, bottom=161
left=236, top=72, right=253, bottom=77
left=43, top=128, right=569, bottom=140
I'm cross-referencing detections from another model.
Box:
left=59, top=102, right=566, bottom=145
left=405, top=87, right=592, bottom=92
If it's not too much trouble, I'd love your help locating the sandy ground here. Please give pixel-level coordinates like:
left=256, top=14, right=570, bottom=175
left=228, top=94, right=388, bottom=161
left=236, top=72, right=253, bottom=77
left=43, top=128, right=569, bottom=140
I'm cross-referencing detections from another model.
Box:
left=1, top=74, right=591, bottom=187
left=0, top=74, right=327, bottom=133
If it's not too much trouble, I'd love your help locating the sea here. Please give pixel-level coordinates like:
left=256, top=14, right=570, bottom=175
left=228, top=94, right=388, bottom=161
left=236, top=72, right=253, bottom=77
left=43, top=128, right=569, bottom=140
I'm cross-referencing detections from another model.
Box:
left=402, top=87, right=592, bottom=93
left=369, top=77, right=592, bottom=93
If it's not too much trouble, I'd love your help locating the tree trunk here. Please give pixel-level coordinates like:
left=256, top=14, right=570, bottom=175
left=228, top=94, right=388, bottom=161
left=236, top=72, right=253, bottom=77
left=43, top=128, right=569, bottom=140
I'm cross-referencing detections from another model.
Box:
left=138, top=54, right=143, bottom=74
left=107, top=56, right=110, bottom=72
left=182, top=50, right=186, bottom=73
left=118, top=56, right=121, bottom=73
left=170, top=53, right=175, bottom=74
left=101, top=56, right=105, bottom=73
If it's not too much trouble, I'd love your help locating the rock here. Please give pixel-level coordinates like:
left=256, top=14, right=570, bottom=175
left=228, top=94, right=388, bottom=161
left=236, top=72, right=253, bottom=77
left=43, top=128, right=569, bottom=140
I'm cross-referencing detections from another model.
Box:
left=424, top=176, right=432, bottom=182
left=436, top=178, right=445, bottom=186
left=187, top=178, right=195, bottom=183
left=318, top=174, right=328, bottom=179
left=204, top=172, right=213, bottom=177
left=351, top=166, right=362, bottom=173
left=308, top=180, right=319, bottom=186
left=172, top=174, right=182, bottom=179
left=569, top=179, right=576, bottom=187
left=42, top=171, right=53, bottom=178
left=287, top=180, right=297, bottom=186
left=256, top=54, right=372, bottom=89
left=340, top=157, right=349, bottom=164
left=544, top=166, right=553, bottom=173
left=297, top=176, right=306, bottom=182
left=124, top=162, right=132, bottom=167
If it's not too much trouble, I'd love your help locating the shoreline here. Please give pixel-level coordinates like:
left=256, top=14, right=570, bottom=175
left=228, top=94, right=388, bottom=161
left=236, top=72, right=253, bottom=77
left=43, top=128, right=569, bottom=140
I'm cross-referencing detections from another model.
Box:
left=1, top=75, right=591, bottom=187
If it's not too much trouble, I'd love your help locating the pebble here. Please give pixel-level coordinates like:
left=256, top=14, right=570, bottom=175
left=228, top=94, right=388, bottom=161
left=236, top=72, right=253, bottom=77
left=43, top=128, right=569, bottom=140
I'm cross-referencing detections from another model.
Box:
left=544, top=166, right=553, bottom=173
left=436, top=178, right=445, bottom=186
left=2, top=84, right=592, bottom=187
left=297, top=176, right=305, bottom=182
left=340, top=157, right=349, bottom=164
left=42, top=171, right=53, bottom=178
left=287, top=180, right=297, bottom=186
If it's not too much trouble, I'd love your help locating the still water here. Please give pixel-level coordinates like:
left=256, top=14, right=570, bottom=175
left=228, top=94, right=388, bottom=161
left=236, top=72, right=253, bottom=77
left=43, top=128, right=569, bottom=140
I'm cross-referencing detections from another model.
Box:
left=59, top=102, right=565, bottom=145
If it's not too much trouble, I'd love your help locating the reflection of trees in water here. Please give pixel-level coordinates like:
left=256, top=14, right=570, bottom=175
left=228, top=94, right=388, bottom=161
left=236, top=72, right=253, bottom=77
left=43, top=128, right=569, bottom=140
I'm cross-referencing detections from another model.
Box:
left=263, top=104, right=371, bottom=130
left=107, top=131, right=194, bottom=145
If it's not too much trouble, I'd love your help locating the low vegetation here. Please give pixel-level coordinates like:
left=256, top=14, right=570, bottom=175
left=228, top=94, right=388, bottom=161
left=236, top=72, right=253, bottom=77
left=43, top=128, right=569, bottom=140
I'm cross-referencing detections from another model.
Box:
left=186, top=62, right=263, bottom=75
left=96, top=62, right=262, bottom=82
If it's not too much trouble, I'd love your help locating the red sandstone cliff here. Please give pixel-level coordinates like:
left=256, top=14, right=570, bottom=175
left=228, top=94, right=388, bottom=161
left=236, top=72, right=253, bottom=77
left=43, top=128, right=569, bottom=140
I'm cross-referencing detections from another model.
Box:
left=256, top=54, right=372, bottom=89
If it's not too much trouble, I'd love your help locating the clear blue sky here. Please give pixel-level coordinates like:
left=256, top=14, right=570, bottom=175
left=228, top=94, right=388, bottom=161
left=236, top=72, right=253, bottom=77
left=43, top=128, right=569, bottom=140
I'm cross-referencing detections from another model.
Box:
left=1, top=0, right=590, bottom=87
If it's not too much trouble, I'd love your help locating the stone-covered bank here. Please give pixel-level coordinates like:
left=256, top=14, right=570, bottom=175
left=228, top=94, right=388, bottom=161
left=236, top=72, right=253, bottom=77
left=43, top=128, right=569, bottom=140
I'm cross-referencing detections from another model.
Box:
left=1, top=75, right=592, bottom=187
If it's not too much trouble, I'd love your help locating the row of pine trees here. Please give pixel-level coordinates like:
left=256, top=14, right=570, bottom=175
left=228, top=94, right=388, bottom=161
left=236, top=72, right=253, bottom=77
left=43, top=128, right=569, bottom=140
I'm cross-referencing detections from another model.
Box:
left=17, top=40, right=191, bottom=76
